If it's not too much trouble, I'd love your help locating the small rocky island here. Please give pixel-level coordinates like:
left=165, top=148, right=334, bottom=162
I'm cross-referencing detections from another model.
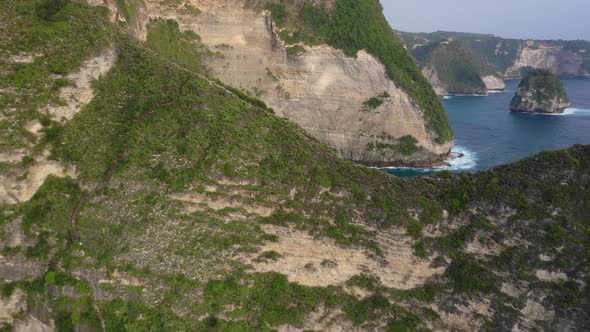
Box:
left=510, top=69, right=571, bottom=113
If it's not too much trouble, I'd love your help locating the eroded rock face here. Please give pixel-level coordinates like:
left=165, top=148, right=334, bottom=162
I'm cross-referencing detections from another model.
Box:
left=45, top=46, right=117, bottom=122
left=242, top=225, right=445, bottom=290
left=138, top=0, right=452, bottom=166
left=0, top=44, right=116, bottom=205
left=506, top=42, right=590, bottom=78
left=482, top=75, right=506, bottom=91
left=510, top=69, right=571, bottom=114
left=421, top=65, right=447, bottom=96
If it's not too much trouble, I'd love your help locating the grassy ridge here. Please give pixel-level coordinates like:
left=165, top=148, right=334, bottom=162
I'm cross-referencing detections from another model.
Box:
left=8, top=7, right=424, bottom=327
left=258, top=0, right=453, bottom=144
left=1, top=1, right=589, bottom=330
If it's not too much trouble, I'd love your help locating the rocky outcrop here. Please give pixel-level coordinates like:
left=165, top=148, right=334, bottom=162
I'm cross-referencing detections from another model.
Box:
left=510, top=69, right=571, bottom=113
left=116, top=0, right=453, bottom=166
left=482, top=75, right=506, bottom=91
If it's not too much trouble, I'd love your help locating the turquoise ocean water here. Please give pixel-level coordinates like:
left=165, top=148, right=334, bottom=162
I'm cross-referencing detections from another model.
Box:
left=386, top=77, right=590, bottom=177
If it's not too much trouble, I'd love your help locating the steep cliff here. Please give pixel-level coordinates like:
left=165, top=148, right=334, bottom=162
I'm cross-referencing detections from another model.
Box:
left=511, top=69, right=572, bottom=113
left=505, top=40, right=590, bottom=78
left=113, top=0, right=453, bottom=166
left=411, top=38, right=504, bottom=95
left=398, top=30, right=590, bottom=86
left=1, top=1, right=589, bottom=331
left=481, top=74, right=506, bottom=91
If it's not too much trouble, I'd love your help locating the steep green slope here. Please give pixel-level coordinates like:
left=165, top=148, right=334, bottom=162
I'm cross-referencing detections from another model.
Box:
left=0, top=1, right=589, bottom=331
left=0, top=0, right=113, bottom=151
left=257, top=0, right=452, bottom=143
left=412, top=39, right=498, bottom=94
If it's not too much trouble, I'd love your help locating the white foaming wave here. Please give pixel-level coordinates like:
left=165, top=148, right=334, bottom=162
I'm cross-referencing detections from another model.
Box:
left=382, top=145, right=478, bottom=173
left=447, top=93, right=487, bottom=97
left=442, top=96, right=452, bottom=100
left=528, top=108, right=590, bottom=116
left=442, top=145, right=478, bottom=171
left=564, top=108, right=590, bottom=116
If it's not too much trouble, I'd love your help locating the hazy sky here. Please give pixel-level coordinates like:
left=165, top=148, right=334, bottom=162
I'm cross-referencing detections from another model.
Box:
left=382, top=0, right=590, bottom=41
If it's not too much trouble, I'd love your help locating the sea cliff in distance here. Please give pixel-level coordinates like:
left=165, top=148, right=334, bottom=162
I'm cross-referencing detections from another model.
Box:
left=397, top=30, right=590, bottom=96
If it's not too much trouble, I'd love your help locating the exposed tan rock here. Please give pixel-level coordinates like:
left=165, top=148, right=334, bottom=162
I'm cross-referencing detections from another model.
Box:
left=521, top=299, right=554, bottom=321
left=0, top=289, right=26, bottom=324
left=0, top=161, right=76, bottom=205
left=243, top=225, right=445, bottom=289
left=14, top=315, right=54, bottom=332
left=45, top=46, right=117, bottom=122
left=482, top=75, right=506, bottom=91
left=111, top=269, right=147, bottom=287
left=535, top=269, right=568, bottom=282
left=140, top=0, right=452, bottom=166
left=170, top=192, right=276, bottom=217
left=0, top=150, right=26, bottom=163
left=0, top=253, right=45, bottom=281
left=421, top=65, right=447, bottom=96
left=516, top=299, right=555, bottom=331
left=506, top=43, right=590, bottom=78
left=278, top=307, right=361, bottom=332
left=465, top=235, right=504, bottom=257
left=25, top=120, right=43, bottom=137
left=6, top=53, right=40, bottom=65
left=500, top=282, right=520, bottom=298
left=0, top=219, right=32, bottom=249
left=1, top=43, right=115, bottom=205
left=432, top=299, right=493, bottom=331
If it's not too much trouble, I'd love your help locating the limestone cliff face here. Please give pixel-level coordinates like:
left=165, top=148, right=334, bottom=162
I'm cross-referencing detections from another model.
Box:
left=510, top=69, right=571, bottom=114
left=421, top=65, right=447, bottom=96
left=482, top=75, right=506, bottom=91
left=506, top=42, right=590, bottom=78
left=397, top=31, right=590, bottom=83
left=125, top=0, right=453, bottom=166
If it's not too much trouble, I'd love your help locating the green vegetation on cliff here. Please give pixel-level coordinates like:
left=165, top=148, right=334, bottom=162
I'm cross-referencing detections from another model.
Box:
left=146, top=18, right=211, bottom=74
left=0, top=1, right=589, bottom=330
left=397, top=31, right=523, bottom=74
left=412, top=39, right=499, bottom=94
left=515, top=69, right=569, bottom=102
left=0, top=0, right=112, bottom=150
left=510, top=69, right=571, bottom=112
left=258, top=0, right=453, bottom=143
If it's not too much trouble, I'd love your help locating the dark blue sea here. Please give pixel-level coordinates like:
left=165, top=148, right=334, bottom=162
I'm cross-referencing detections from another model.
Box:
left=386, top=77, right=590, bottom=177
